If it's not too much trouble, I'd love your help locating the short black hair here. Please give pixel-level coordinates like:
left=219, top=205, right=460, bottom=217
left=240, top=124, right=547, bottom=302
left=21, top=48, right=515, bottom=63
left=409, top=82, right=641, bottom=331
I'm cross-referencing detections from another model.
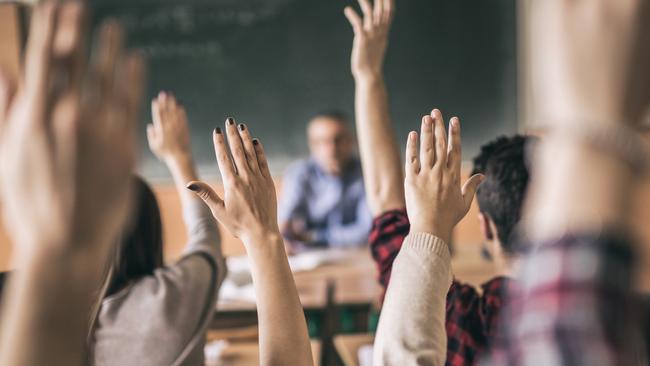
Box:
left=471, top=135, right=536, bottom=255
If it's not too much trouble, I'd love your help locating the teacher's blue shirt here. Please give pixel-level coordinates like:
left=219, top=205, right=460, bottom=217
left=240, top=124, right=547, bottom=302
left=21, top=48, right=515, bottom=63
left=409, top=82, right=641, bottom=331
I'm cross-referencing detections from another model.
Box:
left=279, top=157, right=371, bottom=248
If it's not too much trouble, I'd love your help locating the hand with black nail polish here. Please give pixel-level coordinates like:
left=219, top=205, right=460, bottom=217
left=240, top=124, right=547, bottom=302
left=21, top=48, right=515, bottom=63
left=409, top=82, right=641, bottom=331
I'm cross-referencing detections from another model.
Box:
left=185, top=118, right=314, bottom=366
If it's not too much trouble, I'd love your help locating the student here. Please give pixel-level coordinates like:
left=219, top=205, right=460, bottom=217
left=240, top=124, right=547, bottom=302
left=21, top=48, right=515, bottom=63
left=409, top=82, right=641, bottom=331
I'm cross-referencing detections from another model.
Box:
left=345, top=0, right=522, bottom=364
left=279, top=111, right=372, bottom=250
left=89, top=93, right=226, bottom=366
left=0, top=3, right=144, bottom=365
left=484, top=0, right=650, bottom=364
left=188, top=120, right=314, bottom=366
left=373, top=112, right=484, bottom=365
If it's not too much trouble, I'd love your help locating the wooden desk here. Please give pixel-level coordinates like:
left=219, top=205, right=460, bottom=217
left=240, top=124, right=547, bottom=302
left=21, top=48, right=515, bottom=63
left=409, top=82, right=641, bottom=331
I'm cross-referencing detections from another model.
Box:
left=217, top=277, right=329, bottom=313
left=208, top=340, right=321, bottom=366
left=333, top=333, right=374, bottom=366
left=216, top=248, right=380, bottom=314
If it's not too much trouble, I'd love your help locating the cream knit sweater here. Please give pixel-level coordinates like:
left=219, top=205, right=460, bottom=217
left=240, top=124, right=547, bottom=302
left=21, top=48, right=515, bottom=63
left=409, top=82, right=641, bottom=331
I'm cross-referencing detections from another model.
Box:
left=373, top=232, right=452, bottom=366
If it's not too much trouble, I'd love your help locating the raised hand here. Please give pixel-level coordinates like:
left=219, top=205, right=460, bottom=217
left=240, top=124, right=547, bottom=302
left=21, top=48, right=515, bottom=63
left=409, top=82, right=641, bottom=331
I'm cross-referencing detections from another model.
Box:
left=344, top=0, right=394, bottom=79
left=187, top=119, right=279, bottom=244
left=147, top=92, right=192, bottom=163
left=188, top=120, right=313, bottom=366
left=532, top=0, right=650, bottom=126
left=404, top=109, right=484, bottom=243
left=0, top=2, right=144, bottom=365
left=0, top=3, right=143, bottom=250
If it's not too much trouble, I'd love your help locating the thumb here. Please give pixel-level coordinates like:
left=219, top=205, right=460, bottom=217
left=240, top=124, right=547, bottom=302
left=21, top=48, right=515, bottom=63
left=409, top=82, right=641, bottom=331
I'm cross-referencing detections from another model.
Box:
left=461, top=174, right=485, bottom=210
left=186, top=180, right=225, bottom=217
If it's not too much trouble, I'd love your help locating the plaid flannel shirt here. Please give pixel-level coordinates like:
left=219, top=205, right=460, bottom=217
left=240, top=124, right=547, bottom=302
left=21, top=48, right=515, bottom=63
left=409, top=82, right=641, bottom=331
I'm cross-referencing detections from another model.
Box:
left=483, top=233, right=639, bottom=366
left=370, top=209, right=514, bottom=366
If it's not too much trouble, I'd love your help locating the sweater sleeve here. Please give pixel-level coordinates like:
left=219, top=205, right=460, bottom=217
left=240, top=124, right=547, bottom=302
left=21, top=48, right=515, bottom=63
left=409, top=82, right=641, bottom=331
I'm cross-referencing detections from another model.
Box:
left=95, top=200, right=226, bottom=366
left=373, top=232, right=452, bottom=366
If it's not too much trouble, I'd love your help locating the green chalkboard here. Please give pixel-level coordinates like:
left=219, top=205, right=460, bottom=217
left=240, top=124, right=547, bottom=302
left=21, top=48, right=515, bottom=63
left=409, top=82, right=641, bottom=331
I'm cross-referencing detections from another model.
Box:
left=90, top=0, right=518, bottom=180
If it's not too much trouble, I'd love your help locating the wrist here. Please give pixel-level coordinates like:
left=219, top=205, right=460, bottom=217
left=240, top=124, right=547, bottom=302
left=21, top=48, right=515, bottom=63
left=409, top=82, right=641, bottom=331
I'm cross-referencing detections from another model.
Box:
left=408, top=223, right=452, bottom=244
left=353, top=71, right=383, bottom=84
left=241, top=229, right=285, bottom=256
left=165, top=153, right=198, bottom=182
left=164, top=152, right=194, bottom=168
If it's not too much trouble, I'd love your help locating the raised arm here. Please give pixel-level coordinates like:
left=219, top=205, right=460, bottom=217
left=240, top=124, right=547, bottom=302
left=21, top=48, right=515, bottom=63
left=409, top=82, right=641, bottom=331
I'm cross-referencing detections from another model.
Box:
left=0, top=4, right=144, bottom=365
left=147, top=92, right=200, bottom=210
left=187, top=119, right=312, bottom=366
left=373, top=110, right=483, bottom=365
left=487, top=1, right=650, bottom=365
left=344, top=0, right=404, bottom=215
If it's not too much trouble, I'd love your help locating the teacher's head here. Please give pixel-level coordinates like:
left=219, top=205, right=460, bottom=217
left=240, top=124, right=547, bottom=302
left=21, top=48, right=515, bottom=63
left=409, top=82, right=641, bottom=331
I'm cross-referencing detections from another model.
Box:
left=307, top=111, right=354, bottom=176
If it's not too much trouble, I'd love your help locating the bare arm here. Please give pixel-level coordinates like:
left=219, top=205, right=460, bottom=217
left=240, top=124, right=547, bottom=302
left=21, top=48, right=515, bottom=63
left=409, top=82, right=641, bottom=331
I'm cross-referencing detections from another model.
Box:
left=345, top=0, right=404, bottom=215
left=524, top=0, right=649, bottom=238
left=188, top=119, right=312, bottom=366
left=487, top=1, right=650, bottom=364
left=0, top=5, right=144, bottom=365
left=148, top=92, right=200, bottom=208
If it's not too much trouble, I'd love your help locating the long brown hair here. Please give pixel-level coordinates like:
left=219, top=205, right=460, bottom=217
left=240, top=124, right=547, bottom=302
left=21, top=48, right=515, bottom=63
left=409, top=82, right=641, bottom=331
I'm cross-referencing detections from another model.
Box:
left=87, top=176, right=164, bottom=354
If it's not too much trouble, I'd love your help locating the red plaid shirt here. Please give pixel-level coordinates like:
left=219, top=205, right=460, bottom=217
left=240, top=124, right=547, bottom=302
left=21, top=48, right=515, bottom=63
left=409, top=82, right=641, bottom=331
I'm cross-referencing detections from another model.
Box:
left=483, top=233, right=639, bottom=366
left=370, top=209, right=514, bottom=366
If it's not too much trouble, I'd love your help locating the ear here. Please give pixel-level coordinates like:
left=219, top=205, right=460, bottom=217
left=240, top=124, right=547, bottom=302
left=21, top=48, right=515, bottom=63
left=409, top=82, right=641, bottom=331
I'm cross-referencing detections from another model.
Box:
left=477, top=212, right=494, bottom=241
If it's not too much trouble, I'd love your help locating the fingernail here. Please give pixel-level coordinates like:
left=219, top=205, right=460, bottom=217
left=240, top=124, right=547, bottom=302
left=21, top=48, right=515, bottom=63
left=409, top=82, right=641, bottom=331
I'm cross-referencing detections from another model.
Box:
left=226, top=117, right=234, bottom=125
left=186, top=183, right=199, bottom=192
left=252, top=138, right=259, bottom=145
left=214, top=127, right=222, bottom=134
left=238, top=123, right=246, bottom=131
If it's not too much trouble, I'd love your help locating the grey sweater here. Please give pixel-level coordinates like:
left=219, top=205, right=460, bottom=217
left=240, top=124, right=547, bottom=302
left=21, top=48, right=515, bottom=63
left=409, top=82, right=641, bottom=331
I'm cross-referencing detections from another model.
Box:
left=373, top=232, right=452, bottom=366
left=93, top=200, right=226, bottom=366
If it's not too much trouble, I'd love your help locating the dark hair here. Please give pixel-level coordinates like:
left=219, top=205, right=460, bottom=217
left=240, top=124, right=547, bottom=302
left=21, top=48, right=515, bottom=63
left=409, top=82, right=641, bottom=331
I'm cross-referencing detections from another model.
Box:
left=105, top=176, right=164, bottom=297
left=471, top=135, right=535, bottom=255
left=313, top=109, right=349, bottom=125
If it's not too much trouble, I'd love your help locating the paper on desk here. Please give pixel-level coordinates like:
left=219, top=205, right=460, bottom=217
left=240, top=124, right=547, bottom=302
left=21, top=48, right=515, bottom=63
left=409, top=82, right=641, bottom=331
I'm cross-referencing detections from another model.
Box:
left=358, top=344, right=374, bottom=366
left=204, top=340, right=229, bottom=365
left=217, top=249, right=356, bottom=305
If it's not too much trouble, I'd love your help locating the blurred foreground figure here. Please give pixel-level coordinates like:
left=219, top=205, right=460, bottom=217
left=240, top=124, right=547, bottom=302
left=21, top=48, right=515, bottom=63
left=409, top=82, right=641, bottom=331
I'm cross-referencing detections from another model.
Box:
left=0, top=2, right=144, bottom=365
left=484, top=0, right=650, bottom=365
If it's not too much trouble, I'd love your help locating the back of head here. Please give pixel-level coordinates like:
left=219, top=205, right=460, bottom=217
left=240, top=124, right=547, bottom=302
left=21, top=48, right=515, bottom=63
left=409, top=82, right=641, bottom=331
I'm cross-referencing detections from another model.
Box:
left=471, top=135, right=535, bottom=255
left=104, top=176, right=164, bottom=297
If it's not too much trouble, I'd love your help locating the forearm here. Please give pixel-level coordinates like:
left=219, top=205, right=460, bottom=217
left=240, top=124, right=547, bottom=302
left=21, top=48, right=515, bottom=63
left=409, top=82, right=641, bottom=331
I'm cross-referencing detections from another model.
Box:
left=373, top=232, right=451, bottom=366
left=165, top=154, right=201, bottom=209
left=244, top=232, right=313, bottom=366
left=0, top=243, right=112, bottom=366
left=354, top=75, right=405, bottom=215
